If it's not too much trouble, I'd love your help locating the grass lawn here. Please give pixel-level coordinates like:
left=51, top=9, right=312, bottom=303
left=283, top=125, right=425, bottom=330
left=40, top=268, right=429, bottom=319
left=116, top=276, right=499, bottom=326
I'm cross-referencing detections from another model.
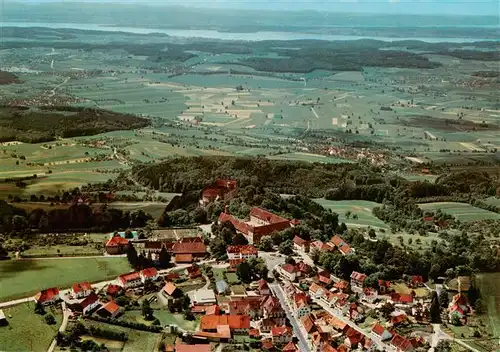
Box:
left=418, top=202, right=500, bottom=222
left=0, top=257, right=131, bottom=301
left=83, top=319, right=160, bottom=352
left=475, top=272, right=500, bottom=338
left=80, top=335, right=125, bottom=352
left=21, top=244, right=102, bottom=257
left=391, top=282, right=429, bottom=298
left=226, top=272, right=240, bottom=284
left=0, top=303, right=62, bottom=352
left=120, top=310, right=199, bottom=331
left=313, top=199, right=388, bottom=228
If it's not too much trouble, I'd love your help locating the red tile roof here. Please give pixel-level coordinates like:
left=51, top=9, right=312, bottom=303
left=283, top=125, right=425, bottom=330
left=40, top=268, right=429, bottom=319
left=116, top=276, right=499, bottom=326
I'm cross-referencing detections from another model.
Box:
left=119, top=272, right=140, bottom=284
left=283, top=342, right=299, bottom=352
left=350, top=271, right=367, bottom=283
left=165, top=272, right=181, bottom=281
left=200, top=315, right=250, bottom=330
left=391, top=293, right=413, bottom=304
left=226, top=245, right=258, bottom=255
left=281, top=263, right=297, bottom=273
left=35, top=287, right=59, bottom=303
left=172, top=242, right=206, bottom=254
left=186, top=265, right=202, bottom=278
left=258, top=279, right=269, bottom=291
left=106, top=236, right=129, bottom=247
left=334, top=280, right=349, bottom=290
left=140, top=267, right=158, bottom=278
left=175, top=343, right=211, bottom=352
left=106, top=284, right=122, bottom=296
left=293, top=235, right=307, bottom=246
left=378, top=280, right=391, bottom=288
left=175, top=254, right=194, bottom=263
left=391, top=334, right=414, bottom=351
left=81, top=293, right=99, bottom=309
left=301, top=314, right=315, bottom=333
left=72, top=281, right=92, bottom=293
left=250, top=207, right=289, bottom=224
left=371, top=323, right=386, bottom=336
left=411, top=275, right=424, bottom=284
left=101, top=301, right=121, bottom=314
left=163, top=282, right=178, bottom=296
left=271, top=326, right=292, bottom=337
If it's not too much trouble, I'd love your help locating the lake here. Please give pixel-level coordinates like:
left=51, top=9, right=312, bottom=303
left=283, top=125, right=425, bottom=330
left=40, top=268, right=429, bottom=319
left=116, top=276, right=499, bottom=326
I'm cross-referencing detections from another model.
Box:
left=1, top=22, right=497, bottom=43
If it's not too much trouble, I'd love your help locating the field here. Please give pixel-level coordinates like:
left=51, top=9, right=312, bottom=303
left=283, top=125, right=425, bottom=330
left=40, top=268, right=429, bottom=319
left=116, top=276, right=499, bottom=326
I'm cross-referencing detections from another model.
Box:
left=313, top=199, right=388, bottom=228
left=0, top=257, right=130, bottom=301
left=390, top=282, right=429, bottom=298
left=475, top=273, right=500, bottom=338
left=418, top=202, right=500, bottom=222
left=120, top=310, right=199, bottom=331
left=0, top=302, right=62, bottom=352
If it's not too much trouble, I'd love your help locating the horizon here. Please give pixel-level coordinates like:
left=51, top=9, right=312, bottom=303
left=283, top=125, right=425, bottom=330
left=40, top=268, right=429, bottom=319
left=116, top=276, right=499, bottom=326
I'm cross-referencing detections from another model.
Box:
left=5, top=0, right=500, bottom=17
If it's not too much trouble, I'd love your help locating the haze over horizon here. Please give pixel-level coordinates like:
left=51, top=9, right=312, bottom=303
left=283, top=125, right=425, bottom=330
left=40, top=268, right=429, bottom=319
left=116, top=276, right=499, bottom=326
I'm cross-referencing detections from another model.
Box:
left=6, top=0, right=500, bottom=16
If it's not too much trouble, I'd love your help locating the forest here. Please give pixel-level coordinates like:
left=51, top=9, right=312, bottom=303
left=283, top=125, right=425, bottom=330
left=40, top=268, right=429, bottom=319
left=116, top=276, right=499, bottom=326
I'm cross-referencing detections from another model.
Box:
left=0, top=106, right=150, bottom=143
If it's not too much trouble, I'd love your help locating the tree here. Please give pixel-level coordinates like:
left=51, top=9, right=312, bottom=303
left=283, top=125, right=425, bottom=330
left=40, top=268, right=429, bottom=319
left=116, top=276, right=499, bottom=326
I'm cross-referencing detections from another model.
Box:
left=126, top=244, right=138, bottom=268
left=259, top=236, right=273, bottom=251
left=430, top=291, right=441, bottom=323
left=435, top=341, right=451, bottom=352
left=236, top=261, right=252, bottom=283
left=232, top=233, right=249, bottom=246
left=475, top=298, right=485, bottom=314
left=345, top=211, right=352, bottom=219
left=380, top=302, right=394, bottom=319
left=45, top=314, right=56, bottom=325
left=439, top=292, right=449, bottom=308
left=124, top=229, right=134, bottom=239
left=310, top=247, right=320, bottom=263
left=279, top=240, right=293, bottom=255
left=158, top=247, right=171, bottom=268
left=34, top=302, right=45, bottom=315
left=368, top=229, right=376, bottom=238
left=142, top=299, right=153, bottom=320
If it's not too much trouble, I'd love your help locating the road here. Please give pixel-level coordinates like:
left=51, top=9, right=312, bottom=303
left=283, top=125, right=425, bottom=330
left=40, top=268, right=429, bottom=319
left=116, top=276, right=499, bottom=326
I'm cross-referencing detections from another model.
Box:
left=270, top=283, right=310, bottom=352
left=311, top=107, right=319, bottom=119
left=312, top=296, right=395, bottom=352
left=0, top=297, right=34, bottom=308
left=47, top=301, right=71, bottom=352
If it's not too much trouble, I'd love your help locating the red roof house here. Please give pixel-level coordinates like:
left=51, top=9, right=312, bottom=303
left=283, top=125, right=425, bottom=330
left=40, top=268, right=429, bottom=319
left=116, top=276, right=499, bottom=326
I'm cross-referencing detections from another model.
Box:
left=35, top=287, right=60, bottom=305
left=72, top=281, right=93, bottom=298
left=186, top=265, right=202, bottom=279
left=105, top=236, right=130, bottom=255
left=140, top=267, right=159, bottom=283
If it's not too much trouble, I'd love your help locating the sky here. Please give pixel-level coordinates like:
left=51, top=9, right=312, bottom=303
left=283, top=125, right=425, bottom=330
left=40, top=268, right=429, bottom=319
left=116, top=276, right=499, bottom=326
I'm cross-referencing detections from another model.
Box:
left=11, top=0, right=500, bottom=16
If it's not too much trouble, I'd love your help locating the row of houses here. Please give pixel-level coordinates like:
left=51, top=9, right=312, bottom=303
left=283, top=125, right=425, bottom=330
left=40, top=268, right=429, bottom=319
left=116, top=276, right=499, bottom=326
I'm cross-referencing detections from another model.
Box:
left=293, top=235, right=354, bottom=257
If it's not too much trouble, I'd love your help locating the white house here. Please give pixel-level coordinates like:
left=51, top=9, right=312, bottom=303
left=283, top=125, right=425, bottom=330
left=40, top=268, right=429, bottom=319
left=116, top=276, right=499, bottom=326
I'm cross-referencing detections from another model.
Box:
left=72, top=282, right=93, bottom=299
left=118, top=272, right=142, bottom=288
left=81, top=293, right=100, bottom=316
left=279, top=263, right=297, bottom=282
left=140, top=267, right=159, bottom=283
left=226, top=245, right=258, bottom=260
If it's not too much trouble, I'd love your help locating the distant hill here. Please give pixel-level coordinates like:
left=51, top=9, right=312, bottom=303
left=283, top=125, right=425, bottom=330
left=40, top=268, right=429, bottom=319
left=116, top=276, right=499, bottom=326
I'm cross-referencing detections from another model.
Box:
left=0, top=71, right=20, bottom=85
left=0, top=106, right=150, bottom=143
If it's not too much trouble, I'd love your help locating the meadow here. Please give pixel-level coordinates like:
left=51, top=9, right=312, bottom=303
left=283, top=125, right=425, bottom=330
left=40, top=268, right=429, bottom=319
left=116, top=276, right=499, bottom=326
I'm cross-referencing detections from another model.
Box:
left=475, top=272, right=500, bottom=338
left=313, top=199, right=388, bottom=228
left=0, top=257, right=130, bottom=301
left=418, top=202, right=500, bottom=222
left=0, top=302, right=62, bottom=352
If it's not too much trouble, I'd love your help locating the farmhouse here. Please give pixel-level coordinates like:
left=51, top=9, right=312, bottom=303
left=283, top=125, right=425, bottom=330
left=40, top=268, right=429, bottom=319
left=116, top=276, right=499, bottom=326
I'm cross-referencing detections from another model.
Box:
left=35, top=287, right=60, bottom=305
left=140, top=267, right=159, bottom=283
left=118, top=272, right=142, bottom=288
left=162, top=282, right=182, bottom=299
left=97, top=301, right=124, bottom=318
left=200, top=314, right=250, bottom=334
left=79, top=293, right=101, bottom=316
left=330, top=235, right=354, bottom=256
left=172, top=239, right=206, bottom=262
left=72, top=281, right=93, bottom=298
left=186, top=265, right=202, bottom=279
left=105, top=235, right=130, bottom=255
left=218, top=207, right=291, bottom=244
left=226, top=245, right=258, bottom=260
left=200, top=179, right=237, bottom=206
left=371, top=323, right=393, bottom=341
left=293, top=235, right=310, bottom=252
left=350, top=271, right=367, bottom=289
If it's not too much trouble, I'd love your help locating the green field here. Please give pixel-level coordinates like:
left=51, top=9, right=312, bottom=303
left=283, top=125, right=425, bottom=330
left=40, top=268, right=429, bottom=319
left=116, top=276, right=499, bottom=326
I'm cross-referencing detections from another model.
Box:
left=0, top=257, right=131, bottom=301
left=476, top=273, right=500, bottom=338
left=0, top=303, right=62, bottom=352
left=120, top=310, right=199, bottom=331
left=313, top=199, right=388, bottom=228
left=418, top=202, right=500, bottom=222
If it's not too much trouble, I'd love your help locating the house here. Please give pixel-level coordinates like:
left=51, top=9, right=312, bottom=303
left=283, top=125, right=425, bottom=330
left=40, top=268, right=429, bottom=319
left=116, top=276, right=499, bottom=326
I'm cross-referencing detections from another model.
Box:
left=106, top=284, right=123, bottom=297
left=301, top=314, right=316, bottom=333
left=261, top=340, right=276, bottom=351
left=293, top=293, right=310, bottom=318
left=97, top=301, right=124, bottom=318
left=79, top=293, right=100, bottom=316
left=391, top=313, right=408, bottom=326
left=262, top=296, right=285, bottom=320
left=293, top=236, right=310, bottom=252
left=391, top=334, right=414, bottom=352
left=192, top=304, right=220, bottom=315
left=200, top=315, right=250, bottom=334
left=216, top=280, right=229, bottom=294
left=172, top=241, right=206, bottom=262
left=257, top=279, right=271, bottom=296
left=0, top=310, right=7, bottom=326
left=271, top=326, right=293, bottom=344
left=390, top=293, right=414, bottom=306
left=378, top=280, right=391, bottom=294
left=279, top=263, right=297, bottom=281
left=326, top=314, right=347, bottom=331
left=317, top=271, right=333, bottom=286
left=409, top=275, right=424, bottom=288
left=162, top=282, right=182, bottom=299
left=310, top=240, right=335, bottom=252
left=362, top=288, right=378, bottom=303
left=311, top=331, right=330, bottom=352
left=371, top=323, right=393, bottom=341
left=175, top=342, right=211, bottom=352
left=218, top=207, right=291, bottom=244
left=72, top=281, right=93, bottom=298
left=309, top=283, right=325, bottom=298
left=228, top=298, right=262, bottom=318
left=118, top=272, right=142, bottom=288
left=105, top=235, right=130, bottom=255
left=350, top=271, right=367, bottom=288
left=344, top=327, right=365, bottom=349
left=193, top=289, right=216, bottom=305
left=140, top=267, right=159, bottom=283
left=199, top=179, right=237, bottom=206
left=226, top=245, right=258, bottom=260
left=330, top=235, right=354, bottom=256
left=282, top=341, right=299, bottom=352
left=35, top=287, right=60, bottom=305
left=186, top=265, right=202, bottom=279
left=260, top=317, right=285, bottom=333
left=296, top=261, right=313, bottom=277
left=333, top=280, right=349, bottom=293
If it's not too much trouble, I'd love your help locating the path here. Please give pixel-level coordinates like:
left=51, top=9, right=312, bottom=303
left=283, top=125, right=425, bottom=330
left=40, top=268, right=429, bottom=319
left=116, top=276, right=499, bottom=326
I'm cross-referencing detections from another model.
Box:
left=46, top=76, right=70, bottom=97
left=0, top=297, right=34, bottom=308
left=270, top=283, right=310, bottom=352
left=311, top=107, right=319, bottom=119
left=47, top=301, right=71, bottom=352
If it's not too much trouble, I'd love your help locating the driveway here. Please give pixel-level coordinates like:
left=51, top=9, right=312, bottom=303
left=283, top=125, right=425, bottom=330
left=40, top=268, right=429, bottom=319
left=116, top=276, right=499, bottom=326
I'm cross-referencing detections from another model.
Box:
left=270, top=283, right=310, bottom=352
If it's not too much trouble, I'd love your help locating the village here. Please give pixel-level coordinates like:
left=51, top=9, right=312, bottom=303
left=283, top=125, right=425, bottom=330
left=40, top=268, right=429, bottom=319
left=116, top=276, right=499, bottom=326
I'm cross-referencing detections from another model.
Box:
left=0, top=179, right=479, bottom=352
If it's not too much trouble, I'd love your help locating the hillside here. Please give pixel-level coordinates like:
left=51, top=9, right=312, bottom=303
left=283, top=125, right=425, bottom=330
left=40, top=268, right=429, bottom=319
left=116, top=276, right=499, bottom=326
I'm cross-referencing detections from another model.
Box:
left=0, top=106, right=150, bottom=143
left=0, top=71, right=20, bottom=85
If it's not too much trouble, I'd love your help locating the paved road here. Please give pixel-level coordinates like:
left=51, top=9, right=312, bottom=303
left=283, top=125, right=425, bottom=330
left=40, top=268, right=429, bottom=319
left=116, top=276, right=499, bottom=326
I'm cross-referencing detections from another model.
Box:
left=313, top=297, right=395, bottom=352
left=0, top=297, right=34, bottom=308
left=270, top=283, right=310, bottom=352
